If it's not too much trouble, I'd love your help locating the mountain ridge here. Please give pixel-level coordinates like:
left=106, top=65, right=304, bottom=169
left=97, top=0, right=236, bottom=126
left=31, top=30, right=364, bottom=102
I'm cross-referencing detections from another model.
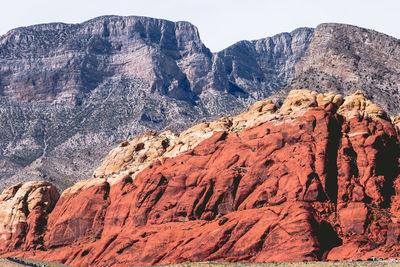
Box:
left=0, top=15, right=313, bottom=190
left=274, top=22, right=400, bottom=115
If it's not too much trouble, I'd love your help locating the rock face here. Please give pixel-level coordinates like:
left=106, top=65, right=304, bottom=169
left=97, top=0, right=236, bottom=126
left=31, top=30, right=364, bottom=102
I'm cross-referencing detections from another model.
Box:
left=0, top=15, right=313, bottom=191
left=0, top=181, right=59, bottom=251
left=275, top=23, right=400, bottom=115
left=2, top=90, right=400, bottom=265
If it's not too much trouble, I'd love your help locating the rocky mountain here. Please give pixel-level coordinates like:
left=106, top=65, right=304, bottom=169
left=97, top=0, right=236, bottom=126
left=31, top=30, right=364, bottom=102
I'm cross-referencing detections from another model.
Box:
left=2, top=90, right=400, bottom=265
left=274, top=23, right=400, bottom=115
left=0, top=15, right=313, bottom=190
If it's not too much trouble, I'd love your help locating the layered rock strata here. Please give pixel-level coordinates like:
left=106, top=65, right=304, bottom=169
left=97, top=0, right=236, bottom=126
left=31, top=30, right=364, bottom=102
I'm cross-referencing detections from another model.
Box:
left=276, top=23, right=400, bottom=115
left=0, top=15, right=313, bottom=191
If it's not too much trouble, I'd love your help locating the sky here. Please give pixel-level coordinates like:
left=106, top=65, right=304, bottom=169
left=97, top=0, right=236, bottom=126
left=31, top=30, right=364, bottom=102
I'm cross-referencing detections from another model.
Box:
left=1, top=0, right=400, bottom=52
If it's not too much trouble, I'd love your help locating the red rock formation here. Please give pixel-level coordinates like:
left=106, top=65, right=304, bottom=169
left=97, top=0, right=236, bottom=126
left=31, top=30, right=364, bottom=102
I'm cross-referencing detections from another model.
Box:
left=2, top=90, right=400, bottom=265
left=0, top=182, right=59, bottom=251
left=44, top=181, right=110, bottom=248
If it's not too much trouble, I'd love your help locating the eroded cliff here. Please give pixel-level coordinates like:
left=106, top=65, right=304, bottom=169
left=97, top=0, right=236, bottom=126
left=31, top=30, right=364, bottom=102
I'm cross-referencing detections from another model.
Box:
left=2, top=90, right=400, bottom=265
left=0, top=15, right=313, bottom=191
left=276, top=23, right=400, bottom=115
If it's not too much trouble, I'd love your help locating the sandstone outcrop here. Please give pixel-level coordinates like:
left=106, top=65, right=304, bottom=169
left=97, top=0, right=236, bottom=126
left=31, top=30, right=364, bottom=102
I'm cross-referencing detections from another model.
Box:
left=337, top=90, right=388, bottom=120
left=91, top=89, right=340, bottom=187
left=0, top=182, right=59, bottom=250
left=2, top=90, right=400, bottom=265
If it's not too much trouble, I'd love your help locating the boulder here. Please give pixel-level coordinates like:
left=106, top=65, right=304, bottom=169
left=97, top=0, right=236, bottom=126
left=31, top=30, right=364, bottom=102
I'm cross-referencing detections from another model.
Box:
left=0, top=182, right=59, bottom=250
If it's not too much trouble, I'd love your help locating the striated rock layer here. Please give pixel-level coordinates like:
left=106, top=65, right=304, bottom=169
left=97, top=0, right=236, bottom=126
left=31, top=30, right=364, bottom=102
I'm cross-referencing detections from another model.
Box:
left=0, top=15, right=313, bottom=191
left=275, top=23, right=400, bottom=115
left=2, top=90, right=400, bottom=265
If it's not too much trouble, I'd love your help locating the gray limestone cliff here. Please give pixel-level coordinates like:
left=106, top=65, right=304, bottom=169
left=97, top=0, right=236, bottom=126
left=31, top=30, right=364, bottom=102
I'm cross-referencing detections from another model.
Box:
left=0, top=15, right=313, bottom=190
left=274, top=23, right=400, bottom=114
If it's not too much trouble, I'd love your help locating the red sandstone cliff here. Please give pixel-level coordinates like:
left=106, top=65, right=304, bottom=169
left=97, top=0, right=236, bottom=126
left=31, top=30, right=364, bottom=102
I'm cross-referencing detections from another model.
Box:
left=2, top=90, right=400, bottom=266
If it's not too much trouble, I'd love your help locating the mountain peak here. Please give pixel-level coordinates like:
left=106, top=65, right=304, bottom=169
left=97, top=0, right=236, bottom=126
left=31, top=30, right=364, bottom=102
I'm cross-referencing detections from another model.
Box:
left=0, top=16, right=312, bottom=192
left=272, top=20, right=400, bottom=115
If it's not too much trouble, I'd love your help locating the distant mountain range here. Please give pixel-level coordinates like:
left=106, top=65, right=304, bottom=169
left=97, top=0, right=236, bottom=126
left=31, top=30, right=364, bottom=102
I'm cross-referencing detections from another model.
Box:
left=0, top=15, right=399, bottom=190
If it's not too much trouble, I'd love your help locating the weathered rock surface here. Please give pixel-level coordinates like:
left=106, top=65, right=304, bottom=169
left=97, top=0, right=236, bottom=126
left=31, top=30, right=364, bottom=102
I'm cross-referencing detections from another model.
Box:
left=2, top=90, right=400, bottom=265
left=0, top=15, right=313, bottom=191
left=274, top=23, right=400, bottom=115
left=90, top=97, right=278, bottom=186
left=0, top=181, right=59, bottom=250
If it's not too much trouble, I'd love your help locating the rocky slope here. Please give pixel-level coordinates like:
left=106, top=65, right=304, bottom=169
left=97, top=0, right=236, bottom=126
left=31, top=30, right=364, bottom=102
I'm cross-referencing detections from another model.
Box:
left=0, top=15, right=313, bottom=190
left=2, top=90, right=400, bottom=265
left=274, top=23, right=400, bottom=115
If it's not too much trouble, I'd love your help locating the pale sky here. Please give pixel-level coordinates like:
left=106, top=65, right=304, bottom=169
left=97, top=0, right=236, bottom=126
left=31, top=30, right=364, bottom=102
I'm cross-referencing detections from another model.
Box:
left=1, top=0, right=399, bottom=52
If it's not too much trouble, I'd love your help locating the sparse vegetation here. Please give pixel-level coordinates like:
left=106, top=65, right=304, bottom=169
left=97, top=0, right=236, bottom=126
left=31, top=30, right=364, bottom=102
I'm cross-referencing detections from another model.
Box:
left=0, top=257, right=71, bottom=267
